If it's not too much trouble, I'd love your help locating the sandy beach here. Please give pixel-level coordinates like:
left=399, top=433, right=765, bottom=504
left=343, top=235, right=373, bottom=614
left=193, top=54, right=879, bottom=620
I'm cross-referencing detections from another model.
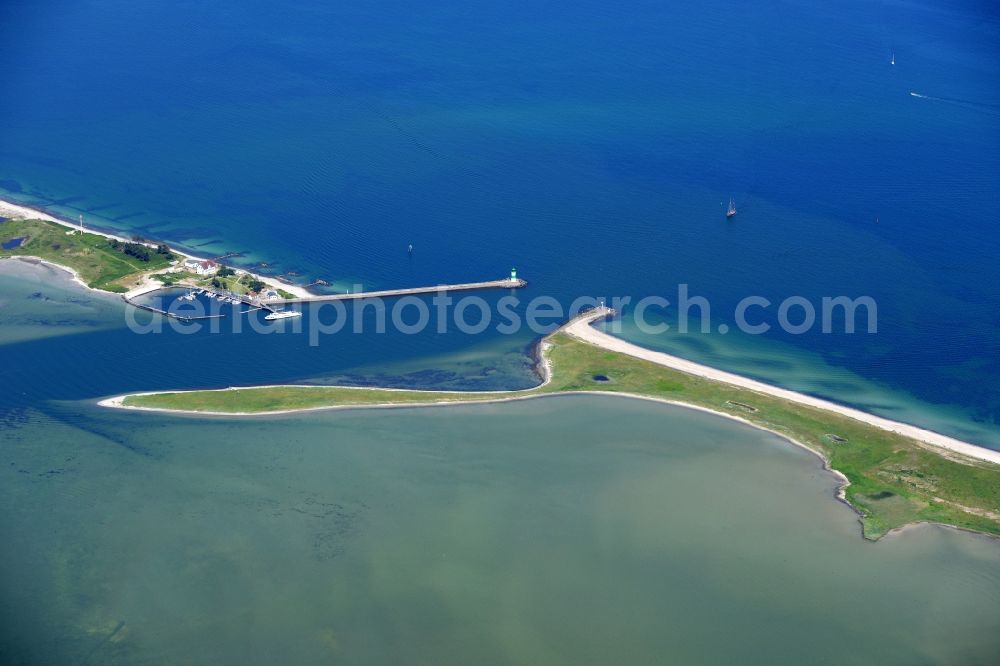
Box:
left=565, top=309, right=1000, bottom=466
left=0, top=198, right=314, bottom=299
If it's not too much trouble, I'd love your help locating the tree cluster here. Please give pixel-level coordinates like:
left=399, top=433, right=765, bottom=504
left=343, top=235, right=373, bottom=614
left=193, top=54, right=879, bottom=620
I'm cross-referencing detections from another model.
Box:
left=109, top=238, right=152, bottom=261
left=108, top=239, right=174, bottom=262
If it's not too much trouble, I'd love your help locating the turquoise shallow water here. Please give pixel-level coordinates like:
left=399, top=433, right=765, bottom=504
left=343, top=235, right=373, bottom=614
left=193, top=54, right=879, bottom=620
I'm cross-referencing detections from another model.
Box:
left=1, top=264, right=999, bottom=664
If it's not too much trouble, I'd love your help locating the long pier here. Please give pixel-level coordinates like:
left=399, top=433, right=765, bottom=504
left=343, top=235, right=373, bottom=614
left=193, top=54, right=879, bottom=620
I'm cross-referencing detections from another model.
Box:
left=271, top=277, right=527, bottom=305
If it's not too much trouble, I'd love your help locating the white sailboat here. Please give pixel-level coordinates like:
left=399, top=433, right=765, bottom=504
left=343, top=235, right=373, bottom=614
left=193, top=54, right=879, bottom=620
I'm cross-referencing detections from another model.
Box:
left=726, top=197, right=737, bottom=219
left=891, top=51, right=895, bottom=66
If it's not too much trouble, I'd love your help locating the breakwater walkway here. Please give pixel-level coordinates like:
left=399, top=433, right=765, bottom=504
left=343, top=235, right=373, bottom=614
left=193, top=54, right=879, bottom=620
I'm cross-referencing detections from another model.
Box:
left=272, top=277, right=527, bottom=305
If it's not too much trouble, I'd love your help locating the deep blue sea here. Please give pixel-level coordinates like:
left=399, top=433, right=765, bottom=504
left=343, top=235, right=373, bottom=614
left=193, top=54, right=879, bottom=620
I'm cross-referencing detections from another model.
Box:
left=2, top=0, right=999, bottom=445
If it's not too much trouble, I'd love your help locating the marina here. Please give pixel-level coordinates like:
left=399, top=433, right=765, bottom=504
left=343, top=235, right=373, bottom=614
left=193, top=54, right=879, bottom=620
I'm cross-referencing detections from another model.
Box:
left=121, top=286, right=277, bottom=321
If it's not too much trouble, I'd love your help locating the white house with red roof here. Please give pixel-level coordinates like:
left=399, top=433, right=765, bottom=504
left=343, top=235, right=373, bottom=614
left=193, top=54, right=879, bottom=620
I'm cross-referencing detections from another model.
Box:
left=182, top=258, right=218, bottom=275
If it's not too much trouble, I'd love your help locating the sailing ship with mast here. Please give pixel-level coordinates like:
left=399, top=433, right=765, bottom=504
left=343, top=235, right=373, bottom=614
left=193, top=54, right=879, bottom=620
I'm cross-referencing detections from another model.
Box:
left=726, top=196, right=737, bottom=219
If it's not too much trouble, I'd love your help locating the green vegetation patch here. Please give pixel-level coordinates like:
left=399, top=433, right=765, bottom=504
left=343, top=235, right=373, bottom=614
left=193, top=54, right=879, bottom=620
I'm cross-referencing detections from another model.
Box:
left=126, top=386, right=511, bottom=414
left=0, top=217, right=175, bottom=290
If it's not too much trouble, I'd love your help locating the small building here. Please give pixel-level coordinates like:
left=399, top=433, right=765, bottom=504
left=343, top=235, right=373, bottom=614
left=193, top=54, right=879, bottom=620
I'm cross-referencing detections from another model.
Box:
left=262, top=289, right=280, bottom=301
left=182, top=258, right=218, bottom=276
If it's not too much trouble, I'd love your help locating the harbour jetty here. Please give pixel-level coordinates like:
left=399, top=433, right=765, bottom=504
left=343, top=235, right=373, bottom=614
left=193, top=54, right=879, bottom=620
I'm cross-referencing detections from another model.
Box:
left=272, top=272, right=527, bottom=305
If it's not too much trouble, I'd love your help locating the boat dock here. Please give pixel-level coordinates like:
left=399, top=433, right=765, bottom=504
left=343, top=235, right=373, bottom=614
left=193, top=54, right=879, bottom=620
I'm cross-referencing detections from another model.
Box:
left=123, top=287, right=278, bottom=320
left=271, top=276, right=527, bottom=305
left=122, top=295, right=228, bottom=321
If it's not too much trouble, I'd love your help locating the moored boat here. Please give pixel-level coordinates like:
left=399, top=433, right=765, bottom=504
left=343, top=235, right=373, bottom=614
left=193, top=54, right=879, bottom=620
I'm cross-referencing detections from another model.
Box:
left=264, top=310, right=302, bottom=321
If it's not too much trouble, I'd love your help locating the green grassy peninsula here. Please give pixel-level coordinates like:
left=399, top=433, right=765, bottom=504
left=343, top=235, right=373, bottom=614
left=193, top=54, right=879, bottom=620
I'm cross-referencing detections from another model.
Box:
left=1, top=217, right=174, bottom=291
left=117, top=331, right=1000, bottom=541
